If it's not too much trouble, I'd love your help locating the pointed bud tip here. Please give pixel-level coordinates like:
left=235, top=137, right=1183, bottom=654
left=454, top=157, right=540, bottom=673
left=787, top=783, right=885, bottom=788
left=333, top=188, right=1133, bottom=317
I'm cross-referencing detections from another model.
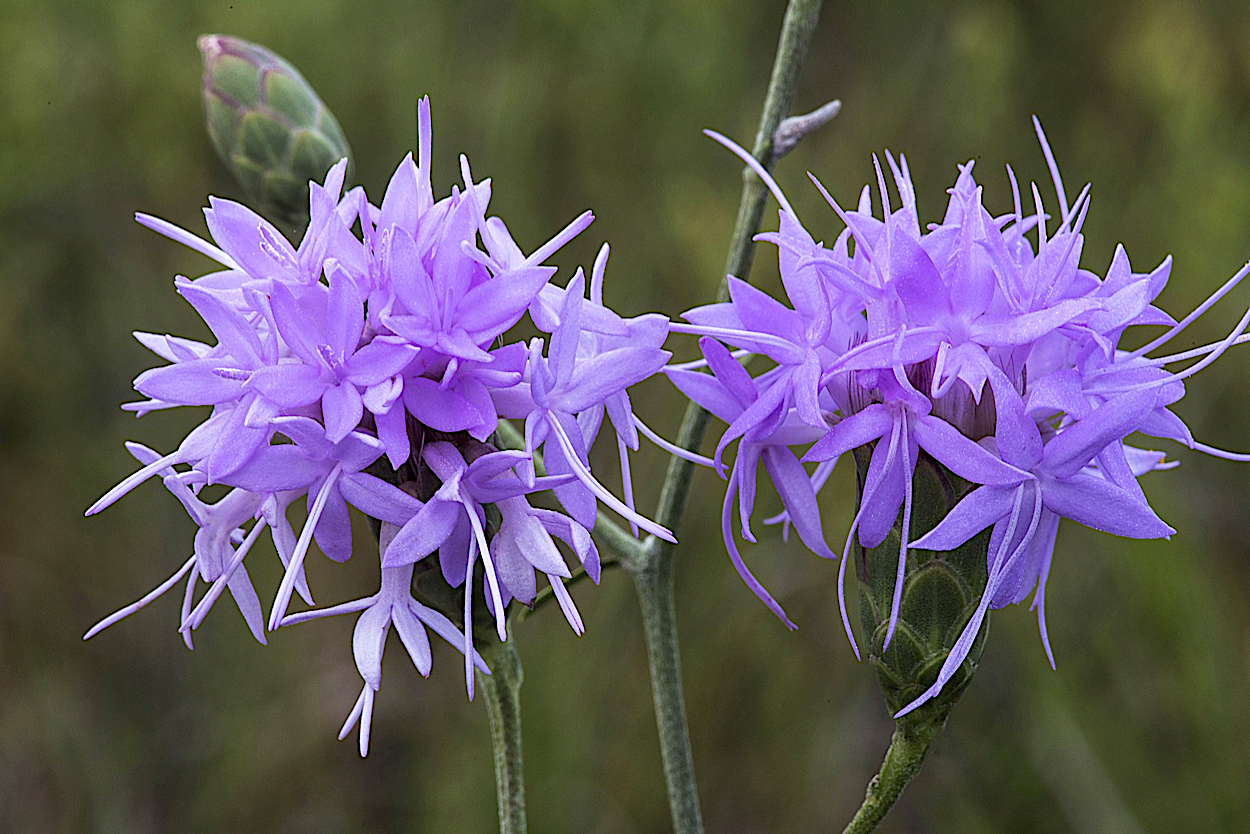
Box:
left=197, top=34, right=226, bottom=60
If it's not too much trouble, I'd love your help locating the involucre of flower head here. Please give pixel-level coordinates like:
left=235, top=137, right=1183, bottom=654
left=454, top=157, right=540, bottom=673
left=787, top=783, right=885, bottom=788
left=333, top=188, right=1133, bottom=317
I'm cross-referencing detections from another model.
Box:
left=856, top=452, right=990, bottom=728
left=199, top=34, right=352, bottom=228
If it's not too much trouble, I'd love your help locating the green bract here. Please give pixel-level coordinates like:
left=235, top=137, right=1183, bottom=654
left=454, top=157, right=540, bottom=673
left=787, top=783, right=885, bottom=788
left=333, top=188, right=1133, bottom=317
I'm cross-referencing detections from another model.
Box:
left=198, top=34, right=352, bottom=228
left=855, top=450, right=990, bottom=728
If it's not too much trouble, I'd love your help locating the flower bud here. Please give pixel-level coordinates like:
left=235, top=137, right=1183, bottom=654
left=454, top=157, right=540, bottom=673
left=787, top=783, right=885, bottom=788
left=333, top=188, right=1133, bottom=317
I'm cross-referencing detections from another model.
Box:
left=198, top=34, right=352, bottom=227
left=856, top=450, right=991, bottom=727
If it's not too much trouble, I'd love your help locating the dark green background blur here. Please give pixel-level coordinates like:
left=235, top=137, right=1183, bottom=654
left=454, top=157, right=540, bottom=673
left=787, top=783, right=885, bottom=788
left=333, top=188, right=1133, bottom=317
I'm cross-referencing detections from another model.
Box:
left=4, top=0, right=1250, bottom=831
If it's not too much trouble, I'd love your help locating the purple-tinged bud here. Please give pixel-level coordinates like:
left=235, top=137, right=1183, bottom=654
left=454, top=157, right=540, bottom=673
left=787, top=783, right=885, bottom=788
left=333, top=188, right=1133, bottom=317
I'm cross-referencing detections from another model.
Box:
left=198, top=34, right=352, bottom=227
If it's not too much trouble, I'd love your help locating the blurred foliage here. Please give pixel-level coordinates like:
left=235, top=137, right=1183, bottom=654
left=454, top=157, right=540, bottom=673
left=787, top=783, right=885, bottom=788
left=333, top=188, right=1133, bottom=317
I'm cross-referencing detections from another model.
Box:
left=3, top=0, right=1250, bottom=831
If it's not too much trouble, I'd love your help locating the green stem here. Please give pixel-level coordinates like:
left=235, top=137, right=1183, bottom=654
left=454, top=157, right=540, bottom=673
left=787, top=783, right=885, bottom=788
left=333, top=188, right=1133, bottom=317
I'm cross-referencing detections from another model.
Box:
left=592, top=510, right=645, bottom=568
left=481, top=639, right=527, bottom=834
left=716, top=0, right=824, bottom=302
left=653, top=0, right=823, bottom=536
left=840, top=720, right=941, bottom=834
left=631, top=547, right=703, bottom=833
left=629, top=4, right=825, bottom=833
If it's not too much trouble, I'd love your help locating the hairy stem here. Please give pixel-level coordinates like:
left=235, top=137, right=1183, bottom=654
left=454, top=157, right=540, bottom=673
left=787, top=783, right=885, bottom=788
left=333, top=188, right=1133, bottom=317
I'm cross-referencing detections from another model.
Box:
left=841, top=719, right=941, bottom=834
left=716, top=0, right=825, bottom=303
left=481, top=639, right=527, bottom=834
left=631, top=547, right=702, bottom=833
left=631, top=2, right=825, bottom=832
left=653, top=0, right=824, bottom=535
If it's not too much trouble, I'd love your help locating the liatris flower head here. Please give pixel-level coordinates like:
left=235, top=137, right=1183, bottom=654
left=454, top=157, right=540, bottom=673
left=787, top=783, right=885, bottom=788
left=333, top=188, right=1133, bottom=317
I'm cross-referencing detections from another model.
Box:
left=86, top=94, right=674, bottom=754
left=199, top=34, right=352, bottom=228
left=670, top=119, right=1250, bottom=723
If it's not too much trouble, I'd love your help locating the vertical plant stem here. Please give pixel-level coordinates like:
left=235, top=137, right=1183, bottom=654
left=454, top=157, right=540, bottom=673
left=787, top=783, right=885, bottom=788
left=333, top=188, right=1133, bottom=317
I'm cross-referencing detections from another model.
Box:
left=624, top=2, right=825, bottom=832
left=719, top=0, right=825, bottom=299
left=840, top=719, right=941, bottom=834
left=632, top=548, right=702, bottom=833
left=481, top=639, right=527, bottom=834
left=653, top=0, right=824, bottom=535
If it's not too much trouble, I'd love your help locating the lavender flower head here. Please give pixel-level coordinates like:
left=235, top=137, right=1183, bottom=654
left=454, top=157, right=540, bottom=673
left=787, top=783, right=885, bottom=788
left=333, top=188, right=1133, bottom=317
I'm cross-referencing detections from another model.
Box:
left=669, top=120, right=1250, bottom=717
left=85, top=97, right=673, bottom=754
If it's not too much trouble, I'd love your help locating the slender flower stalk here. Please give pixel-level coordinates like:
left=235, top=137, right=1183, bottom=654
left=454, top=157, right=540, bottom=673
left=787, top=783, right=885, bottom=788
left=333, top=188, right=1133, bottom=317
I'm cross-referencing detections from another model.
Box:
left=481, top=638, right=527, bottom=834
left=840, top=720, right=941, bottom=834
left=630, top=547, right=701, bottom=833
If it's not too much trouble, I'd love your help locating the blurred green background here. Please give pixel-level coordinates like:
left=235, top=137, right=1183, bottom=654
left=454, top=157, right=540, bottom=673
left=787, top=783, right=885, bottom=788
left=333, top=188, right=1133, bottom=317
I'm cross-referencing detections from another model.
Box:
left=4, top=0, right=1250, bottom=831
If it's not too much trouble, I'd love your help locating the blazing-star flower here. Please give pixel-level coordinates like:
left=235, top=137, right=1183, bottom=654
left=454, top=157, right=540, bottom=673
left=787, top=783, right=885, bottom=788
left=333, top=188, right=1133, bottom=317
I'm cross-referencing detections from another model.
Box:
left=670, top=120, right=1250, bottom=717
left=85, top=96, right=675, bottom=753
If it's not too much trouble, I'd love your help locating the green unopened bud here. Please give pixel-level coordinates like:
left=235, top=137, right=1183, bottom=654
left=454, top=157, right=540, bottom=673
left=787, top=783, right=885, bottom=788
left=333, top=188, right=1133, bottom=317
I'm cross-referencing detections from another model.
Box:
left=855, top=450, right=991, bottom=729
left=198, top=34, right=352, bottom=228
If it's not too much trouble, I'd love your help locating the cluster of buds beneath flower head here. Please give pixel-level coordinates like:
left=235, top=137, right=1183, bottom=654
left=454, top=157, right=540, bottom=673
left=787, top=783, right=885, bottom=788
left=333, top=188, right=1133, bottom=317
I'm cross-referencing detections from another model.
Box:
left=85, top=96, right=674, bottom=755
left=670, top=121, right=1250, bottom=721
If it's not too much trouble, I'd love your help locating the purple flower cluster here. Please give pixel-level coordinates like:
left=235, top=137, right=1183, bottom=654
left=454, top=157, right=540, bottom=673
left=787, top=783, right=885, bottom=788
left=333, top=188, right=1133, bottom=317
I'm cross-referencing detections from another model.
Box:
left=86, top=98, right=672, bottom=754
left=670, top=122, right=1250, bottom=716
